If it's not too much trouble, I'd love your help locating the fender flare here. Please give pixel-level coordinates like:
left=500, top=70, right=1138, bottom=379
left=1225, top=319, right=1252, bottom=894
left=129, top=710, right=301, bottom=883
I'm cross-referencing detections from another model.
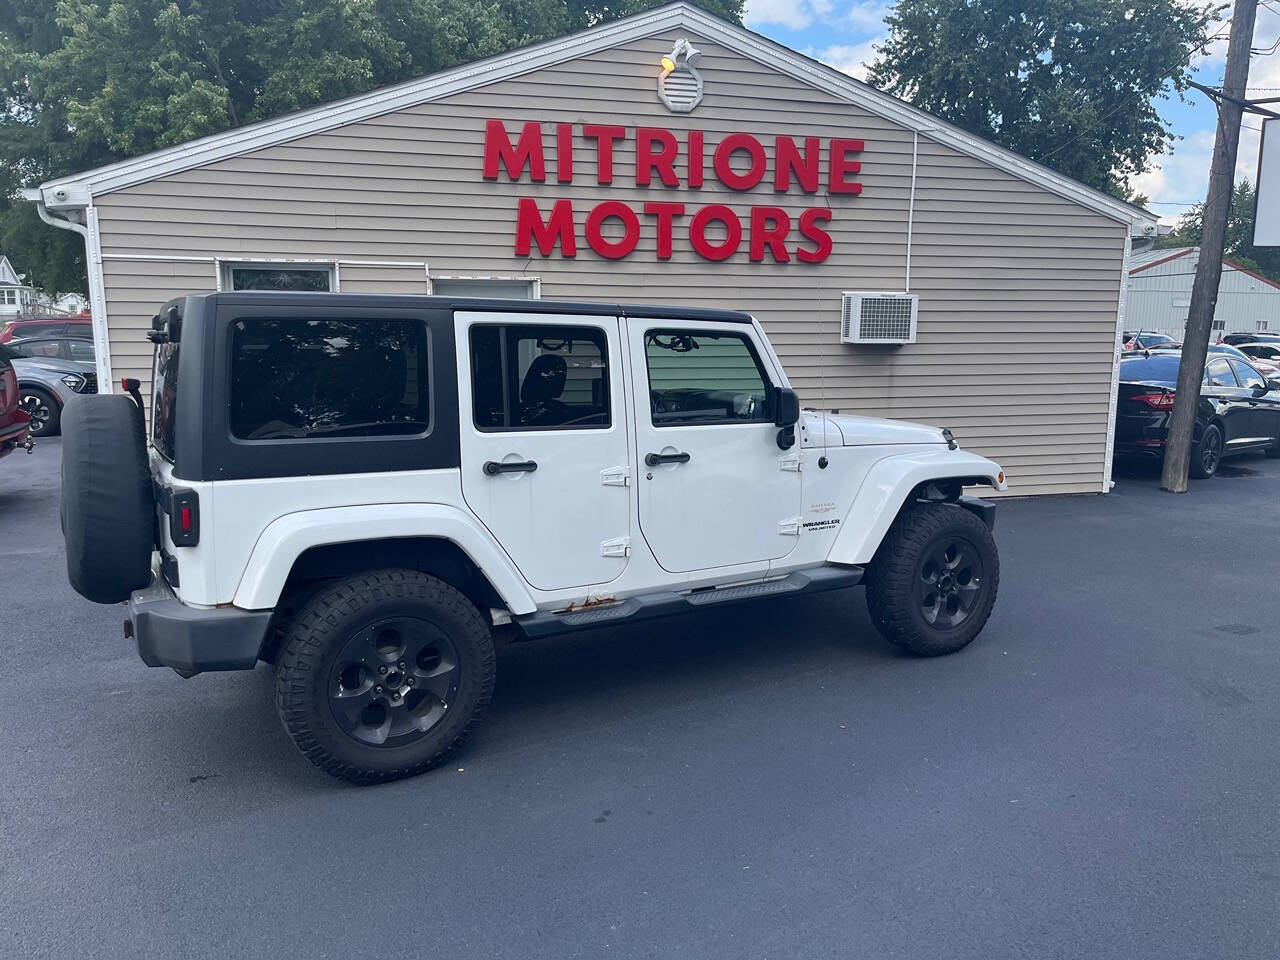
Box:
left=232, top=503, right=538, bottom=614
left=826, top=449, right=1005, bottom=566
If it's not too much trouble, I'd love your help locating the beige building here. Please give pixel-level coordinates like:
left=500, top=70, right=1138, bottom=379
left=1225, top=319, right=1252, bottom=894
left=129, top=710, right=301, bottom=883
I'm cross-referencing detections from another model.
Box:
left=27, top=2, right=1156, bottom=495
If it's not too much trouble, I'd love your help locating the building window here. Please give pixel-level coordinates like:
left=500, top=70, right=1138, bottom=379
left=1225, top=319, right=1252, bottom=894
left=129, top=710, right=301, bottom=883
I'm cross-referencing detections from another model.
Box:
left=431, top=277, right=538, bottom=300
left=1258, top=320, right=1270, bottom=331
left=0, top=289, right=15, bottom=305
left=221, top=262, right=334, bottom=292
left=1211, top=320, right=1226, bottom=332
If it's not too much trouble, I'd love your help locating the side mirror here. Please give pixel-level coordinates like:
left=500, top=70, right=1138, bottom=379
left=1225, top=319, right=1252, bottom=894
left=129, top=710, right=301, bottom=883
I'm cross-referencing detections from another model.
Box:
left=1267, top=379, right=1280, bottom=392
left=773, top=386, right=800, bottom=451
left=773, top=386, right=800, bottom=427
left=1253, top=382, right=1271, bottom=397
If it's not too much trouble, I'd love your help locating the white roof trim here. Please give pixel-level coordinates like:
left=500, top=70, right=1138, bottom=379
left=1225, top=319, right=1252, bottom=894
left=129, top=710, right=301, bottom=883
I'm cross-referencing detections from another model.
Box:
left=36, top=1, right=1155, bottom=232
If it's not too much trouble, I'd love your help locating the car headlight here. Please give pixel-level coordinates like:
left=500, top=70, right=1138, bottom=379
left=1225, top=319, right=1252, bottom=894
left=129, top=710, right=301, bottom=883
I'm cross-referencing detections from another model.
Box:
left=61, top=373, right=86, bottom=392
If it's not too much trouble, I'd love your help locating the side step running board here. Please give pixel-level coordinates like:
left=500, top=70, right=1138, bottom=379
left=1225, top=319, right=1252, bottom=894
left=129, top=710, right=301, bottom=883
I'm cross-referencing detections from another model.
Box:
left=514, top=566, right=863, bottom=639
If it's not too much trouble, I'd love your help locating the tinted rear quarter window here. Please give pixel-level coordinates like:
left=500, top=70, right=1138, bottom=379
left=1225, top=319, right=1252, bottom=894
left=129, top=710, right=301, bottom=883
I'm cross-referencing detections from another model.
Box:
left=152, top=342, right=180, bottom=461
left=229, top=317, right=430, bottom=440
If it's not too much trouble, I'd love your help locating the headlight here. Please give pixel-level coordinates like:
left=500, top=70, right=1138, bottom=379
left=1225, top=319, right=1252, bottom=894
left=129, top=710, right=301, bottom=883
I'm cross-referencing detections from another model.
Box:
left=61, top=373, right=86, bottom=391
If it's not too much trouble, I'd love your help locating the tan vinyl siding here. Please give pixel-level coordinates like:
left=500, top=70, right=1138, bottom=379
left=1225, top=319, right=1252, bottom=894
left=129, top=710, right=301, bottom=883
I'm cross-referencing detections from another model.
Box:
left=93, top=28, right=1127, bottom=496
left=337, top=261, right=429, bottom=295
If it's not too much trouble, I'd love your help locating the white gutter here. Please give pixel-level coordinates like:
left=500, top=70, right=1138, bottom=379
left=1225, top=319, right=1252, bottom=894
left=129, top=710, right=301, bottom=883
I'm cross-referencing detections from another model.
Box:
left=21, top=188, right=114, bottom=392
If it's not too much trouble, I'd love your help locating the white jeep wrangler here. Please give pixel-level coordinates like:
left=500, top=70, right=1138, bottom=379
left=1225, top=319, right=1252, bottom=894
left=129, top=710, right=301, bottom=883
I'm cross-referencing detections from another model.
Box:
left=61, top=293, right=1005, bottom=783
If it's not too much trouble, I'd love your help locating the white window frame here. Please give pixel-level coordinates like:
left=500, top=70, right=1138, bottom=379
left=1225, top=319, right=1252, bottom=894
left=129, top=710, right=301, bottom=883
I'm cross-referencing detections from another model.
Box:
left=1211, top=319, right=1226, bottom=332
left=1, top=289, right=15, bottom=305
left=427, top=275, right=541, bottom=299
left=216, top=258, right=337, bottom=293
left=1257, top=320, right=1270, bottom=331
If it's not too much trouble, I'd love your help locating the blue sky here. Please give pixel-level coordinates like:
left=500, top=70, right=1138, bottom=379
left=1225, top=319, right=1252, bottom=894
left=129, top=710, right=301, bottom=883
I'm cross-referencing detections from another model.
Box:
left=743, top=0, right=1280, bottom=223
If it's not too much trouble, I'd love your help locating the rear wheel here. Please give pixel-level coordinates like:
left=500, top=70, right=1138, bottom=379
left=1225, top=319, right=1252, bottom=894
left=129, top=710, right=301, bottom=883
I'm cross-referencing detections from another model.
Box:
left=865, top=503, right=1000, bottom=656
left=20, top=386, right=59, bottom=436
left=1189, top=423, right=1223, bottom=478
left=274, top=570, right=495, bottom=784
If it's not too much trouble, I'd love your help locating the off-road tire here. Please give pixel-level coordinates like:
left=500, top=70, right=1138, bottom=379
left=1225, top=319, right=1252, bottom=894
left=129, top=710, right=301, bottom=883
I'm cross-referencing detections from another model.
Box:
left=1189, top=423, right=1223, bottom=479
left=60, top=394, right=154, bottom=603
left=274, top=570, right=495, bottom=785
left=865, top=503, right=1000, bottom=657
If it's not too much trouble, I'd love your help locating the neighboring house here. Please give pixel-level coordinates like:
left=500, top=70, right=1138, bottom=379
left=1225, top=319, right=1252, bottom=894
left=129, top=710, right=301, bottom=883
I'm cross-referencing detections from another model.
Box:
left=0, top=255, right=35, bottom=321
left=52, top=292, right=89, bottom=314
left=27, top=2, right=1158, bottom=496
left=1128, top=246, right=1280, bottom=339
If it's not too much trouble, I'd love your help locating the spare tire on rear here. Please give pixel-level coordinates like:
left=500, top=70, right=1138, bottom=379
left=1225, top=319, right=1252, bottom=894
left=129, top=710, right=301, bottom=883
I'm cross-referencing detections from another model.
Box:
left=61, top=394, right=154, bottom=603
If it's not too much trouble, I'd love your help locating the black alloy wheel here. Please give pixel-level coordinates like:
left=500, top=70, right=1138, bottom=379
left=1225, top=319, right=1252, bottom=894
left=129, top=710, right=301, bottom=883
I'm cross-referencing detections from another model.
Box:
left=913, top=535, right=986, bottom=630
left=328, top=617, right=462, bottom=747
left=21, top=387, right=58, bottom=436
left=1191, top=423, right=1223, bottom=479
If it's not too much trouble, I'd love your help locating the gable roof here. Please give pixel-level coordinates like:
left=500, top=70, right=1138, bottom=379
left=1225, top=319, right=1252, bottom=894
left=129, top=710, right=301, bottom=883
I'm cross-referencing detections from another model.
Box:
left=33, top=2, right=1155, bottom=232
left=1129, top=245, right=1280, bottom=291
left=0, top=255, right=24, bottom=286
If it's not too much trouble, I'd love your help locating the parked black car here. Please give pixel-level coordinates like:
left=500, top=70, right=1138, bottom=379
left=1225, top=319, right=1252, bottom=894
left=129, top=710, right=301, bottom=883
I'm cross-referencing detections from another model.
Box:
left=1122, top=330, right=1177, bottom=349
left=1222, top=331, right=1280, bottom=346
left=1115, top=352, right=1280, bottom=478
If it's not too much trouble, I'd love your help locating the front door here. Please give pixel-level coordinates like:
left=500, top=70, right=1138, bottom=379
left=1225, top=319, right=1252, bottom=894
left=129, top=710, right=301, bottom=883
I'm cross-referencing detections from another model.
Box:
left=626, top=319, right=802, bottom=573
left=458, top=312, right=631, bottom=591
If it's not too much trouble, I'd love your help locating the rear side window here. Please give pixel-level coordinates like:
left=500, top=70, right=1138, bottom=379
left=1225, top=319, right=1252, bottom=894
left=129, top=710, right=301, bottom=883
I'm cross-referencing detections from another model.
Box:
left=1230, top=359, right=1267, bottom=389
left=229, top=318, right=430, bottom=440
left=152, top=342, right=180, bottom=461
left=67, top=340, right=95, bottom=362
left=644, top=329, right=771, bottom=425
left=13, top=339, right=61, bottom=359
left=1205, top=358, right=1237, bottom=387
left=470, top=324, right=610, bottom=431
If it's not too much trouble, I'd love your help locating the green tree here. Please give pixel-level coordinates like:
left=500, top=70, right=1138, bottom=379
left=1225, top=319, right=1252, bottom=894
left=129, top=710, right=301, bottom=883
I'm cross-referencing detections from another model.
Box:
left=0, top=0, right=743, bottom=296
left=1160, top=179, right=1280, bottom=282
left=866, top=0, right=1223, bottom=202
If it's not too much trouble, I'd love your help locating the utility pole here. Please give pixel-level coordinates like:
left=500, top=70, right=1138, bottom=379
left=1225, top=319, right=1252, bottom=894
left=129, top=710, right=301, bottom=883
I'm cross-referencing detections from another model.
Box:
left=1161, top=0, right=1259, bottom=492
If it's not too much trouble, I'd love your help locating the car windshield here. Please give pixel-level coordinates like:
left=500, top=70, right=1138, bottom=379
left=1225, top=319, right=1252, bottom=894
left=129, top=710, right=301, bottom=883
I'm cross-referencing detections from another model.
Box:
left=1119, top=354, right=1182, bottom=383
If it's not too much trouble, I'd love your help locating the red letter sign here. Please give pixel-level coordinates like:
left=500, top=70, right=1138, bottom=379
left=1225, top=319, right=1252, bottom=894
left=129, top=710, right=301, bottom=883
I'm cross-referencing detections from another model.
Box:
left=644, top=202, right=685, bottom=259
left=637, top=128, right=680, bottom=187
left=690, top=205, right=743, bottom=261
left=714, top=133, right=768, bottom=191
left=796, top=208, right=833, bottom=263
left=515, top=198, right=576, bottom=257
left=774, top=137, right=820, bottom=193
left=829, top=139, right=864, bottom=195
left=585, top=201, right=640, bottom=259
left=483, top=120, right=546, bottom=182
left=583, top=124, right=626, bottom=184
left=750, top=207, right=791, bottom=263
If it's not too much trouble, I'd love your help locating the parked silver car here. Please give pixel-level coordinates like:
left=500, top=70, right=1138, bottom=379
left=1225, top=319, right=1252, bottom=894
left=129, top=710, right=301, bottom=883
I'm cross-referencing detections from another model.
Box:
left=9, top=348, right=97, bottom=436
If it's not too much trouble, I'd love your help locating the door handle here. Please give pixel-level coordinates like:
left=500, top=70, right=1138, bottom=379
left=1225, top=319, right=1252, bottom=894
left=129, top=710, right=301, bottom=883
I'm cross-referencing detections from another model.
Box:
left=483, top=459, right=537, bottom=476
left=645, top=451, right=691, bottom=466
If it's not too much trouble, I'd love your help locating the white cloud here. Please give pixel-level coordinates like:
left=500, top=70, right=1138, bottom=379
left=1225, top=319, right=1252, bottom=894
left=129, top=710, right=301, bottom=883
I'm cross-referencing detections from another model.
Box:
left=845, top=1, right=892, bottom=32
left=815, top=39, right=882, bottom=81
left=745, top=0, right=827, bottom=30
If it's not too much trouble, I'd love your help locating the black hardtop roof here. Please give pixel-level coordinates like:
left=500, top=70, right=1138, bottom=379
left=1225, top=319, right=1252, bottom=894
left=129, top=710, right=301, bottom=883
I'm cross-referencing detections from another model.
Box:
left=175, top=291, right=753, bottom=324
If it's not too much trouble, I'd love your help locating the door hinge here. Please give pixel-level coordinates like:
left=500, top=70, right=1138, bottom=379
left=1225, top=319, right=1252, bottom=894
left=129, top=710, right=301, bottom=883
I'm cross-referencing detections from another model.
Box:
left=601, top=466, right=631, bottom=487
left=601, top=535, right=631, bottom=558
left=779, top=452, right=802, bottom=472
left=778, top=516, right=802, bottom=536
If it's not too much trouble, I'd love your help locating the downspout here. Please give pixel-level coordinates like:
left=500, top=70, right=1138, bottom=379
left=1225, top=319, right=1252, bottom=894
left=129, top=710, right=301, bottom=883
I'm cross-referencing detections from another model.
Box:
left=23, top=189, right=114, bottom=392
left=906, top=130, right=918, bottom=292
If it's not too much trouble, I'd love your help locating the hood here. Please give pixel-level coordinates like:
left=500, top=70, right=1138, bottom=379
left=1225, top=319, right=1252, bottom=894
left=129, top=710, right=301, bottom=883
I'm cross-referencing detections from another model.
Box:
left=800, top=411, right=948, bottom=447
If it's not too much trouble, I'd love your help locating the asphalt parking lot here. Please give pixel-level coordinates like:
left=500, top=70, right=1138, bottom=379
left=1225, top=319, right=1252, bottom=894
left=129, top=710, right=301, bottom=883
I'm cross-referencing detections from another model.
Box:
left=3, top=440, right=1279, bottom=959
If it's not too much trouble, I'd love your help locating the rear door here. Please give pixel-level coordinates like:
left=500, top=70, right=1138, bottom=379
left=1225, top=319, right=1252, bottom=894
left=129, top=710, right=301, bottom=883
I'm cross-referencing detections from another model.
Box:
left=625, top=319, right=801, bottom=573
left=1204, top=358, right=1251, bottom=445
left=457, top=311, right=631, bottom=591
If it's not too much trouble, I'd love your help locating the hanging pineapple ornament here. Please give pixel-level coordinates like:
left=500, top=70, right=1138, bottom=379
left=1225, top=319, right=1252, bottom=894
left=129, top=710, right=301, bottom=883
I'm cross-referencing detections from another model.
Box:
left=657, top=39, right=704, bottom=113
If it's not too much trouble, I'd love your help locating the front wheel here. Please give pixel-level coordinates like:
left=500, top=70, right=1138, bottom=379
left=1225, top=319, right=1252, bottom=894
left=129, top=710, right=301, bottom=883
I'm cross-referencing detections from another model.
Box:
left=274, top=570, right=496, bottom=784
left=21, top=386, right=59, bottom=436
left=865, top=503, right=1000, bottom=656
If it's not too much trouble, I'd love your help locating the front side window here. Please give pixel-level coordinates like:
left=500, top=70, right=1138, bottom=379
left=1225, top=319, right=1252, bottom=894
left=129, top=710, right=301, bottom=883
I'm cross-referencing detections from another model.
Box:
left=13, top=339, right=61, bottom=359
left=470, top=324, right=610, bottom=431
left=1205, top=358, right=1237, bottom=387
left=230, top=317, right=430, bottom=440
left=67, top=339, right=95, bottom=362
left=645, top=329, right=771, bottom=426
left=1230, top=359, right=1267, bottom=390
left=223, top=263, right=333, bottom=292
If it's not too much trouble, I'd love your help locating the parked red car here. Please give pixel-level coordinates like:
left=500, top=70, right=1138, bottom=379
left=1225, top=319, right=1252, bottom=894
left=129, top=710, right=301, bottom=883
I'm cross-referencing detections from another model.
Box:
left=0, top=313, right=92, bottom=344
left=0, top=345, right=33, bottom=459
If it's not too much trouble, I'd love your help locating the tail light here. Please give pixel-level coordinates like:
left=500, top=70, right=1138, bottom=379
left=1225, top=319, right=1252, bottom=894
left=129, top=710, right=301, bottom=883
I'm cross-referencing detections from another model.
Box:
left=0, top=366, right=15, bottom=411
left=167, top=488, right=200, bottom=547
left=1131, top=392, right=1175, bottom=409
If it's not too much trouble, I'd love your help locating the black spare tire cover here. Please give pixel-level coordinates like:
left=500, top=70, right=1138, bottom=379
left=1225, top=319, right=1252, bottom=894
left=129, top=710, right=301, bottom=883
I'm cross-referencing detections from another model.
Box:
left=61, top=394, right=154, bottom=604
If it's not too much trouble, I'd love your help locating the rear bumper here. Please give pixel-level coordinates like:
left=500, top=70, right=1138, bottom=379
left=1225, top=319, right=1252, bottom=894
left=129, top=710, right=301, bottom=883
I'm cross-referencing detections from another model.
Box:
left=0, top=422, right=30, bottom=458
left=126, top=576, right=272, bottom=676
